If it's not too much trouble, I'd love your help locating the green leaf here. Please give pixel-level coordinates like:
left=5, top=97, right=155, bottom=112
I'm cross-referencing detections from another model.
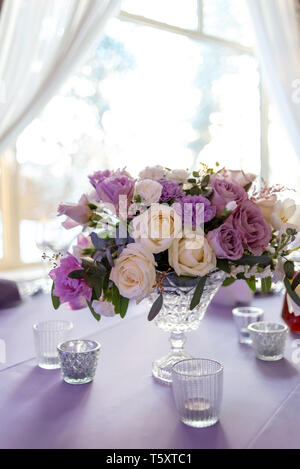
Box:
left=190, top=276, right=207, bottom=310
left=244, top=182, right=252, bottom=192
left=292, top=273, right=300, bottom=291
left=112, top=284, right=121, bottom=314
left=148, top=293, right=163, bottom=321
left=93, top=276, right=103, bottom=300
left=284, top=261, right=294, bottom=280
left=245, top=276, right=257, bottom=292
left=119, top=295, right=129, bottom=319
left=284, top=276, right=300, bottom=307
left=68, top=269, right=85, bottom=279
left=216, top=258, right=231, bottom=274
left=222, top=277, right=236, bottom=287
left=261, top=277, right=272, bottom=294
left=86, top=299, right=101, bottom=321
left=232, top=255, right=272, bottom=268
left=51, top=282, right=60, bottom=310
left=201, top=174, right=210, bottom=188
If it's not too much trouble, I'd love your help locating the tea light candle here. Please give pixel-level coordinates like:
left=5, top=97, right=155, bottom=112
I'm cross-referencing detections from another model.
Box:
left=57, top=339, right=101, bottom=384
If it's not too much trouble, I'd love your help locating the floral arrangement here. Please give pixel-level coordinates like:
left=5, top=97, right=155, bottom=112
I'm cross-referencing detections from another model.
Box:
left=49, top=164, right=300, bottom=321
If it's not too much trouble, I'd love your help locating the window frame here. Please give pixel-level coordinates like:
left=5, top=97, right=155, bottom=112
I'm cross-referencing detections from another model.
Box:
left=0, top=1, right=269, bottom=270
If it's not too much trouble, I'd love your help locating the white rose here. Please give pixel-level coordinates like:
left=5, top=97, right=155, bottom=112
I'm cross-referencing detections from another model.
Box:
left=110, top=243, right=156, bottom=303
left=92, top=300, right=115, bottom=317
left=270, top=198, right=300, bottom=231
left=168, top=169, right=189, bottom=184
left=168, top=226, right=216, bottom=277
left=131, top=203, right=182, bottom=253
left=134, top=179, right=162, bottom=205
left=254, top=195, right=277, bottom=224
left=138, top=165, right=166, bottom=180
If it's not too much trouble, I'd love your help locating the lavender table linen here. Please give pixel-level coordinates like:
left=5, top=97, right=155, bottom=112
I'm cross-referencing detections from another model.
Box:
left=0, top=293, right=299, bottom=448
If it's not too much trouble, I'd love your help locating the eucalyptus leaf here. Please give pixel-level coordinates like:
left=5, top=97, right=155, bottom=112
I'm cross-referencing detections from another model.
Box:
left=148, top=293, right=163, bottom=321
left=216, top=258, right=231, bottom=274
left=68, top=269, right=85, bottom=279
left=119, top=295, right=129, bottom=319
left=233, top=255, right=272, bottom=267
left=284, top=260, right=294, bottom=280
left=51, top=282, right=60, bottom=310
left=112, top=284, right=121, bottom=314
left=190, top=276, right=207, bottom=310
left=284, top=276, right=300, bottom=307
left=222, top=277, right=236, bottom=287
left=245, top=276, right=257, bottom=292
left=292, top=273, right=300, bottom=291
left=261, top=277, right=272, bottom=294
left=86, top=299, right=101, bottom=321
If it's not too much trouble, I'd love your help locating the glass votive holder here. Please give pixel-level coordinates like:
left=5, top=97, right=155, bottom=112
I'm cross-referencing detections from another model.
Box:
left=33, top=320, right=73, bottom=369
left=172, top=358, right=223, bottom=428
left=248, top=321, right=288, bottom=361
left=57, top=340, right=101, bottom=384
left=232, top=306, right=264, bottom=344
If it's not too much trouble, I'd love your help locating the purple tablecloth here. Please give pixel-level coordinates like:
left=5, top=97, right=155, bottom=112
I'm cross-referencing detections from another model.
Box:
left=0, top=292, right=299, bottom=449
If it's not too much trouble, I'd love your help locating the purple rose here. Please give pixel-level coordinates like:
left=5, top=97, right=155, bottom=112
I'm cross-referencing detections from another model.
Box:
left=49, top=253, right=92, bottom=310
left=210, top=175, right=247, bottom=216
left=95, top=176, right=135, bottom=209
left=58, top=194, right=92, bottom=229
left=207, top=223, right=244, bottom=260
left=173, top=195, right=216, bottom=227
left=88, top=169, right=112, bottom=188
left=159, top=179, right=185, bottom=202
left=228, top=200, right=272, bottom=255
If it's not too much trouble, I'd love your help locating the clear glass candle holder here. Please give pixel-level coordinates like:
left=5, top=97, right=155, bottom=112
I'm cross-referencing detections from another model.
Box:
left=232, top=306, right=264, bottom=344
left=248, top=321, right=288, bottom=361
left=57, top=340, right=101, bottom=384
left=172, top=358, right=223, bottom=428
left=33, top=320, right=73, bottom=369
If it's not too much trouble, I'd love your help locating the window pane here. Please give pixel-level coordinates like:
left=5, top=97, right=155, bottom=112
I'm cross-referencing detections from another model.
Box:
left=203, top=0, right=254, bottom=47
left=268, top=105, right=300, bottom=197
left=122, top=0, right=198, bottom=30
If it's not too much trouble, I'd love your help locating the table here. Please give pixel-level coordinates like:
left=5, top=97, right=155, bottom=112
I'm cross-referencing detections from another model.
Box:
left=0, top=291, right=299, bottom=449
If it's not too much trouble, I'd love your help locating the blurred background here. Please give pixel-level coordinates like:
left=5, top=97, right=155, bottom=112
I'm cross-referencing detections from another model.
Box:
left=0, top=0, right=299, bottom=273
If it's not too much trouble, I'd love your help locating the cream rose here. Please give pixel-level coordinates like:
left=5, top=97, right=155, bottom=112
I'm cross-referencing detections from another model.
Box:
left=270, top=198, right=300, bottom=231
left=134, top=179, right=162, bottom=205
left=138, top=165, right=166, bottom=180
left=110, top=243, right=156, bottom=303
left=168, top=227, right=216, bottom=277
left=254, top=194, right=277, bottom=224
left=131, top=203, right=182, bottom=253
left=168, top=169, right=189, bottom=184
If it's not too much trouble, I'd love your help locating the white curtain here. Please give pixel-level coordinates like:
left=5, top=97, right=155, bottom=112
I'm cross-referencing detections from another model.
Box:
left=247, top=0, right=300, bottom=157
left=0, top=0, right=121, bottom=155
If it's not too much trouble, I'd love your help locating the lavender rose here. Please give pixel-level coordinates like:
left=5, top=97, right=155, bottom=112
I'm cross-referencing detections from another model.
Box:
left=58, top=194, right=92, bottom=229
left=207, top=223, right=244, bottom=260
left=49, top=253, right=92, bottom=310
left=210, top=175, right=247, bottom=216
left=173, top=195, right=216, bottom=227
left=95, top=175, right=135, bottom=208
left=159, top=179, right=185, bottom=202
left=228, top=200, right=272, bottom=255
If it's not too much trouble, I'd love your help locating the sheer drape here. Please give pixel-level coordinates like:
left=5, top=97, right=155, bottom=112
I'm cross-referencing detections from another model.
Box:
left=0, top=0, right=120, bottom=155
left=247, top=0, right=300, bottom=157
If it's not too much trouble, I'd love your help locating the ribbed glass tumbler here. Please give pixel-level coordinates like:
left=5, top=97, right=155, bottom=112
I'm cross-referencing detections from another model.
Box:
left=33, top=320, right=73, bottom=369
left=172, top=358, right=223, bottom=428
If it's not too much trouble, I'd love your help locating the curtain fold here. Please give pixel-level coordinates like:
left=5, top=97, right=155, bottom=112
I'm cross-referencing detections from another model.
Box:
left=0, top=0, right=120, bottom=155
left=247, top=0, right=300, bottom=157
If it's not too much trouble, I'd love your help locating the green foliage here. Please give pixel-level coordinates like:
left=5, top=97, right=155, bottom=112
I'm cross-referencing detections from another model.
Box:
left=190, top=276, right=207, bottom=310
left=51, top=282, right=60, bottom=310
left=148, top=293, right=163, bottom=321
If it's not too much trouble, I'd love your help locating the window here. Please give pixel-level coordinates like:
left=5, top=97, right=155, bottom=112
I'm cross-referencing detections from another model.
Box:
left=0, top=0, right=299, bottom=270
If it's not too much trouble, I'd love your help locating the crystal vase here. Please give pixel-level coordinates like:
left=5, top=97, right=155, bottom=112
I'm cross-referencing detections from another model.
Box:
left=150, top=270, right=225, bottom=385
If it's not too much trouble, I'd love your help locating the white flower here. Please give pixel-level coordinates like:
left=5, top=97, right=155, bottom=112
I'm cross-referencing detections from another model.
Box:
left=131, top=203, right=182, bottom=253
left=110, top=243, right=156, bottom=303
left=134, top=179, right=162, bottom=205
left=254, top=195, right=277, bottom=224
left=92, top=300, right=115, bottom=317
left=168, top=169, right=189, bottom=184
left=270, top=198, right=300, bottom=231
left=138, top=165, right=166, bottom=180
left=168, top=227, right=216, bottom=277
